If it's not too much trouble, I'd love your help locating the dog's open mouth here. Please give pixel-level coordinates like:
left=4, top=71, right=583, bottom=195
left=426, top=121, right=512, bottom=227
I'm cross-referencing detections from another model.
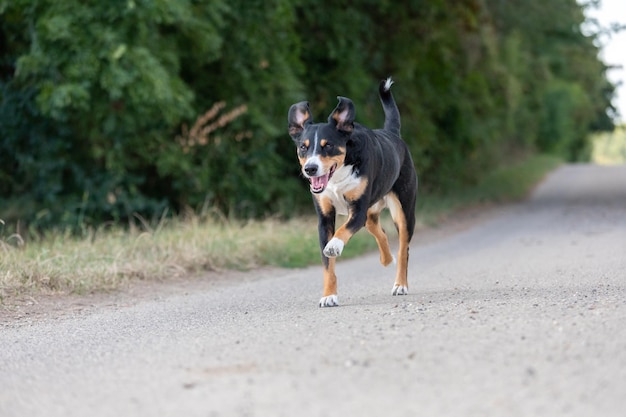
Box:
left=309, top=164, right=337, bottom=194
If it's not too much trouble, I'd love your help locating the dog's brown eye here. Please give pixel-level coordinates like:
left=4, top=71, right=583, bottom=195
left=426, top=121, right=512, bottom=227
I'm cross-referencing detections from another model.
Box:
left=324, top=143, right=333, bottom=150
left=299, top=144, right=308, bottom=152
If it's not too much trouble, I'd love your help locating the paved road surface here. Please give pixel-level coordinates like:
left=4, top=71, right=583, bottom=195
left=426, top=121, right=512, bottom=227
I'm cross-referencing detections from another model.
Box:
left=1, top=164, right=625, bottom=417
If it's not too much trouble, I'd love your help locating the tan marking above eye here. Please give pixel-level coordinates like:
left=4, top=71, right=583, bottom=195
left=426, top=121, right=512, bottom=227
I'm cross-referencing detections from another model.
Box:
left=320, top=139, right=328, bottom=147
left=304, top=139, right=310, bottom=147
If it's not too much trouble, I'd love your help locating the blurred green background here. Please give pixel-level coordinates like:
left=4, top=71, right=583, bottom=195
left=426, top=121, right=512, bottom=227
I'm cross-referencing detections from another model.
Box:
left=0, top=0, right=617, bottom=232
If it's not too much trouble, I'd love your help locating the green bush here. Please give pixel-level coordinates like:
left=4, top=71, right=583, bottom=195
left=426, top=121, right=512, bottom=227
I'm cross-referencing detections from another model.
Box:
left=538, top=80, right=593, bottom=160
left=0, top=0, right=615, bottom=232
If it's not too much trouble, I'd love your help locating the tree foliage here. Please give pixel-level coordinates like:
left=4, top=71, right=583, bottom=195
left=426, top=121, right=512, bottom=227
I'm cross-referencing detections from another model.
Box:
left=0, top=0, right=616, bottom=231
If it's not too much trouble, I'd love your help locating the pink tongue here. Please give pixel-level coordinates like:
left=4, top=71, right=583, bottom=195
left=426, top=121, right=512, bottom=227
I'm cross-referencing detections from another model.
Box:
left=310, top=173, right=330, bottom=190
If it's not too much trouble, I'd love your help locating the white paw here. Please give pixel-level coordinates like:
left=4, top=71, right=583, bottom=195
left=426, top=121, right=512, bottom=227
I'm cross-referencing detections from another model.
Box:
left=323, top=238, right=344, bottom=258
left=319, top=295, right=339, bottom=307
left=391, top=285, right=408, bottom=296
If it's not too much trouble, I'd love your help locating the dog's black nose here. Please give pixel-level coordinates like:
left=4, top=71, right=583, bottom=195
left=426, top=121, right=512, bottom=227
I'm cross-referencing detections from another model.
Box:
left=304, top=164, right=318, bottom=176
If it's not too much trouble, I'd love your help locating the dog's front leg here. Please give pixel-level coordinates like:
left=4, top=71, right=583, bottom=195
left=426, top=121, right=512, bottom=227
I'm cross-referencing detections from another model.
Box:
left=317, top=209, right=339, bottom=307
left=323, top=199, right=367, bottom=258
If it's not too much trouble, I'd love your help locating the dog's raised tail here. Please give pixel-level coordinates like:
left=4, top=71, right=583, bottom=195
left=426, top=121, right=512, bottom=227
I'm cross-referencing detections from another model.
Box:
left=379, top=77, right=401, bottom=137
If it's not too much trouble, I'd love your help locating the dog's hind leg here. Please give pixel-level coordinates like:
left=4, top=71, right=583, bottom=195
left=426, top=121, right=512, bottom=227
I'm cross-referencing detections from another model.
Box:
left=365, top=208, right=394, bottom=267
left=385, top=192, right=411, bottom=295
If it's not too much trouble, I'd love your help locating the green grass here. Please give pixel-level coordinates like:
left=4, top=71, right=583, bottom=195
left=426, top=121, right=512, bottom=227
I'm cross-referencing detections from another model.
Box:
left=591, top=124, right=626, bottom=165
left=0, top=154, right=561, bottom=303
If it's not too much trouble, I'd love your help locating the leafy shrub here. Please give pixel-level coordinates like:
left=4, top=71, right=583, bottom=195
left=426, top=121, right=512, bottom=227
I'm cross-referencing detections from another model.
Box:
left=0, top=0, right=615, bottom=233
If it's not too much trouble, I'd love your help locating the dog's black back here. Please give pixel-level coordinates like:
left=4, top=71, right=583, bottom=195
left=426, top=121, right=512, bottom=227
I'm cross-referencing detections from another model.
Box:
left=344, top=80, right=417, bottom=238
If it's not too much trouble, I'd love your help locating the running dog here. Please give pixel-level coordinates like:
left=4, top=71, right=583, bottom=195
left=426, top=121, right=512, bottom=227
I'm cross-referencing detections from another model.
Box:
left=287, top=78, right=418, bottom=307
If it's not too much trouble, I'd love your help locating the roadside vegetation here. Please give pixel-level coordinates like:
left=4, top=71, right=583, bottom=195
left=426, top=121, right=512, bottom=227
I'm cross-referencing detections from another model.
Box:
left=0, top=155, right=561, bottom=303
left=1, top=1, right=614, bottom=232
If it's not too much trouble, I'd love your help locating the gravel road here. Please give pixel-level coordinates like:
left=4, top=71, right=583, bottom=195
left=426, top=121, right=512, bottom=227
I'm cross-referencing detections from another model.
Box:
left=1, top=164, right=625, bottom=417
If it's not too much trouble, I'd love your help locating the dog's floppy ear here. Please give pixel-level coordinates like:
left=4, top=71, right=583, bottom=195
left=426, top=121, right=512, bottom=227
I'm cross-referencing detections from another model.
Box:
left=288, top=101, right=313, bottom=139
left=329, top=96, right=355, bottom=133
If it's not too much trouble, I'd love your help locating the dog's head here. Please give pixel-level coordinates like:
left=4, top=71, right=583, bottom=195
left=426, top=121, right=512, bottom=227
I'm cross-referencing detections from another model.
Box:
left=288, top=97, right=355, bottom=194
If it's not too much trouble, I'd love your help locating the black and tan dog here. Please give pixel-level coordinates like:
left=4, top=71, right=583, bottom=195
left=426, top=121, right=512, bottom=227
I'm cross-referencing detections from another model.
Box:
left=288, top=78, right=418, bottom=307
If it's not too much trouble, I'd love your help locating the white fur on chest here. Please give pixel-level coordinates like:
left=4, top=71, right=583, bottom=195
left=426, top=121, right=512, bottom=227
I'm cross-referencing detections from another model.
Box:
left=320, top=164, right=361, bottom=215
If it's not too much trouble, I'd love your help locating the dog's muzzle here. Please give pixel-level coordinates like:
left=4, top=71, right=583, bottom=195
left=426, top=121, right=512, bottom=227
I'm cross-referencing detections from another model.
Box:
left=303, top=162, right=336, bottom=194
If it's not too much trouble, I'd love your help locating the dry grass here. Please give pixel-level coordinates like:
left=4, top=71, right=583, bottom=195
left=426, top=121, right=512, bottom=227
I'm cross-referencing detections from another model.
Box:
left=0, top=216, right=318, bottom=300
